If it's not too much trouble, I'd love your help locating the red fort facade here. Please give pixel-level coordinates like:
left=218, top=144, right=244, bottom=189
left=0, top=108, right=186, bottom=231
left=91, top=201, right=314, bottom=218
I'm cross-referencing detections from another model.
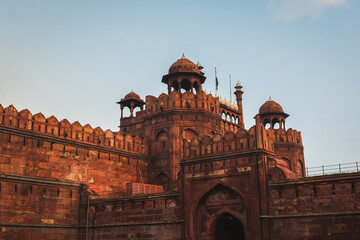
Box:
left=0, top=56, right=359, bottom=240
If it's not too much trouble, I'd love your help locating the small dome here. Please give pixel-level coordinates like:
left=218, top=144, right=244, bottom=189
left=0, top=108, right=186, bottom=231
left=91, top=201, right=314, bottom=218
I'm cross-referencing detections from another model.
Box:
left=196, top=61, right=203, bottom=71
left=234, top=81, right=242, bottom=90
left=259, top=97, right=284, bottom=114
left=124, top=90, right=141, bottom=100
left=168, top=54, right=200, bottom=74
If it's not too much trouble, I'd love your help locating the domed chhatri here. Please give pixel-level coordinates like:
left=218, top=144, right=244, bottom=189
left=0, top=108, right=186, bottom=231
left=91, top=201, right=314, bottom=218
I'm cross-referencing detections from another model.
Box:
left=168, top=54, right=200, bottom=75
left=123, top=90, right=141, bottom=101
left=162, top=54, right=206, bottom=94
left=117, top=90, right=145, bottom=118
left=258, top=97, right=289, bottom=130
left=259, top=97, right=285, bottom=115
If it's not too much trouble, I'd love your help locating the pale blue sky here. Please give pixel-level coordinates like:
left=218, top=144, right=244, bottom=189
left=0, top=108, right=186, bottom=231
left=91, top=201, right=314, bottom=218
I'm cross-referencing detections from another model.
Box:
left=0, top=0, right=359, bottom=168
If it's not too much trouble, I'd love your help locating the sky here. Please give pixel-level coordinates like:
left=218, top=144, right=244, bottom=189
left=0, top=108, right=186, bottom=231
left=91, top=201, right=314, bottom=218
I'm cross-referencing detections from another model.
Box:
left=0, top=0, right=359, bottom=168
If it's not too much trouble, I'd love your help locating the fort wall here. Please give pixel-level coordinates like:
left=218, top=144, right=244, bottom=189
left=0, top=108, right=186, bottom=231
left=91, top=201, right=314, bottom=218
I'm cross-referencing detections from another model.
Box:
left=79, top=193, right=182, bottom=240
left=0, top=175, right=82, bottom=239
left=0, top=104, right=151, bottom=239
left=267, top=173, right=360, bottom=239
left=0, top=104, right=149, bottom=196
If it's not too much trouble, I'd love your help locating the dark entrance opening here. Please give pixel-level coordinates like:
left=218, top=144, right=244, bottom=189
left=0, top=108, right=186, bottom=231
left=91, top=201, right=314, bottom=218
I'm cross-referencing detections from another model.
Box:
left=215, top=214, right=244, bottom=240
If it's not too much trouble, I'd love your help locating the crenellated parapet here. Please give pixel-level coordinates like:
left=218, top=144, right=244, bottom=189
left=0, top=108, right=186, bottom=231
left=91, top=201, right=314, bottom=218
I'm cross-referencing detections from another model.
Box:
left=183, top=125, right=275, bottom=159
left=270, top=128, right=302, bottom=145
left=144, top=91, right=219, bottom=115
left=0, top=104, right=148, bottom=155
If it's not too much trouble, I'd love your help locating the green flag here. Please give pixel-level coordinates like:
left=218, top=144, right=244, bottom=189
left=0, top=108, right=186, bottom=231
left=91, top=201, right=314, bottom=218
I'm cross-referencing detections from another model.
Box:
left=215, top=67, right=219, bottom=91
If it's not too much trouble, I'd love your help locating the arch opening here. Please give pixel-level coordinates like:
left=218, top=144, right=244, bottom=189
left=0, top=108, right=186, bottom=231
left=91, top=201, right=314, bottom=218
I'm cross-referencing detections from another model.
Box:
left=214, top=214, right=245, bottom=240
left=263, top=119, right=271, bottom=129
left=195, top=184, right=246, bottom=239
left=133, top=106, right=141, bottom=116
left=226, top=113, right=231, bottom=122
left=183, top=128, right=198, bottom=140
left=221, top=112, right=226, bottom=120
left=122, top=107, right=131, bottom=118
left=170, top=80, right=179, bottom=92
left=272, top=118, right=280, bottom=129
left=156, top=130, right=169, bottom=152
left=181, top=79, right=192, bottom=92
left=154, top=172, right=170, bottom=191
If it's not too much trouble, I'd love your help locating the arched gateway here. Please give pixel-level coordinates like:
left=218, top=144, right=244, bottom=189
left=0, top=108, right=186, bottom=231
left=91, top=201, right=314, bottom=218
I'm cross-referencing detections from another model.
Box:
left=195, top=184, right=247, bottom=240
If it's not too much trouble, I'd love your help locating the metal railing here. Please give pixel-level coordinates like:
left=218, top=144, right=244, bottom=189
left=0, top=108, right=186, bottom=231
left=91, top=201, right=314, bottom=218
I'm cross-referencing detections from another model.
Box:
left=305, top=162, right=359, bottom=177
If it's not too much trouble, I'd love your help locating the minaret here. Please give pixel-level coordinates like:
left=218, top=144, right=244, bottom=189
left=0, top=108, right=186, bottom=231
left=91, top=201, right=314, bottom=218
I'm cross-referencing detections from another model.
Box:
left=234, top=82, right=244, bottom=128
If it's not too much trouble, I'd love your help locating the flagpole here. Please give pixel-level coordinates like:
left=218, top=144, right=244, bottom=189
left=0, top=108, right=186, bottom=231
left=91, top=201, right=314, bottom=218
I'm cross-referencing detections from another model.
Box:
left=215, top=67, right=217, bottom=96
left=229, top=74, right=232, bottom=102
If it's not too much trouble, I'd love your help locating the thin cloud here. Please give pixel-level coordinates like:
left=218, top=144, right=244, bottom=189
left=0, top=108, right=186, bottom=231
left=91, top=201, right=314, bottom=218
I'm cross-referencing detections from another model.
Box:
left=268, top=0, right=348, bottom=21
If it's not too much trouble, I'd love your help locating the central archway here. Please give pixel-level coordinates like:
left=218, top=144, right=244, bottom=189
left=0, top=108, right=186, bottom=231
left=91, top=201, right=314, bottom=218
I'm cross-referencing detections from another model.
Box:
left=194, top=184, right=247, bottom=239
left=214, top=214, right=245, bottom=240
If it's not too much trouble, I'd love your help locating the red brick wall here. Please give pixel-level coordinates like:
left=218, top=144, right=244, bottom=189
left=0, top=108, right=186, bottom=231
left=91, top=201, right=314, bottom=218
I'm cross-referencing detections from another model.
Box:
left=267, top=173, right=360, bottom=239
left=79, top=193, right=182, bottom=240
left=0, top=129, right=149, bottom=197
left=0, top=105, right=151, bottom=239
left=0, top=176, right=81, bottom=240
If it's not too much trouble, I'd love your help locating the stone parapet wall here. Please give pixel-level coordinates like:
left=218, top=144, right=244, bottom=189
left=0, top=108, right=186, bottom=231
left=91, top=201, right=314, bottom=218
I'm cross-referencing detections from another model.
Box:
left=266, top=173, right=360, bottom=239
left=79, top=193, right=182, bottom=240
left=0, top=174, right=82, bottom=240
left=0, top=104, right=148, bottom=155
left=183, top=126, right=274, bottom=159
left=144, top=91, right=219, bottom=116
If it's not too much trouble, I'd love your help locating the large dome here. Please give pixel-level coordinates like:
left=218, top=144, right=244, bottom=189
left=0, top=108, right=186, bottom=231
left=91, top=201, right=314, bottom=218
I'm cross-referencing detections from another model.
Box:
left=168, top=54, right=200, bottom=74
left=259, top=97, right=285, bottom=115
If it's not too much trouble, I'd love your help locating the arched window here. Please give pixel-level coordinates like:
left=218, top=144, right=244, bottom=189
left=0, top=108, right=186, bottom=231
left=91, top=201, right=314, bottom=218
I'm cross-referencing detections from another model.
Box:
left=181, top=79, right=191, bottom=92
left=122, top=107, right=131, bottom=118
left=263, top=119, right=271, bottom=129
left=183, top=128, right=198, bottom=140
left=170, top=80, right=179, bottom=92
left=133, top=106, right=141, bottom=116
left=156, top=131, right=169, bottom=152
left=154, top=173, right=170, bottom=191
left=296, top=159, right=304, bottom=177
left=272, top=118, right=280, bottom=129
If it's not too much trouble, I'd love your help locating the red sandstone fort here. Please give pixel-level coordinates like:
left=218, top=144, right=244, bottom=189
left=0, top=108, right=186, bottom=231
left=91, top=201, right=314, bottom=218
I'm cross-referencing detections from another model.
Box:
left=0, top=55, right=359, bottom=239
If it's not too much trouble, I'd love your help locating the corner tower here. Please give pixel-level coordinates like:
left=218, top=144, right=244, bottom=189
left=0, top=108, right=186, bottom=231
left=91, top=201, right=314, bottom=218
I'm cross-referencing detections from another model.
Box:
left=258, top=97, right=305, bottom=177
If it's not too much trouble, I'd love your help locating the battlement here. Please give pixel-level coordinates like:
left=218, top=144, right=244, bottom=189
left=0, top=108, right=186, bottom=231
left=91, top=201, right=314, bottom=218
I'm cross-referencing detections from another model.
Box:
left=270, top=128, right=302, bottom=145
left=0, top=104, right=148, bottom=155
left=144, top=91, right=220, bottom=115
left=183, top=125, right=274, bottom=159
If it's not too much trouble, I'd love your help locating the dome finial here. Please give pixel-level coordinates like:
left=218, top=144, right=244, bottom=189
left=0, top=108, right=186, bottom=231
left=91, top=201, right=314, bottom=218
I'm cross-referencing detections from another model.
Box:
left=234, top=81, right=242, bottom=90
left=180, top=53, right=187, bottom=60
left=268, top=96, right=273, bottom=101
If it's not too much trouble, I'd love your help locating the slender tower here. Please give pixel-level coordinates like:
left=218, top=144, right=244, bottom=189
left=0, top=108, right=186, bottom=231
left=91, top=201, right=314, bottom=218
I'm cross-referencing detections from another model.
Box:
left=234, top=82, right=244, bottom=128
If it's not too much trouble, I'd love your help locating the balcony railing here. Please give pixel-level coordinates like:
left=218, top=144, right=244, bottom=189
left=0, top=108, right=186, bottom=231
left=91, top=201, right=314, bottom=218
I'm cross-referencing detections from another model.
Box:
left=305, top=162, right=360, bottom=177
